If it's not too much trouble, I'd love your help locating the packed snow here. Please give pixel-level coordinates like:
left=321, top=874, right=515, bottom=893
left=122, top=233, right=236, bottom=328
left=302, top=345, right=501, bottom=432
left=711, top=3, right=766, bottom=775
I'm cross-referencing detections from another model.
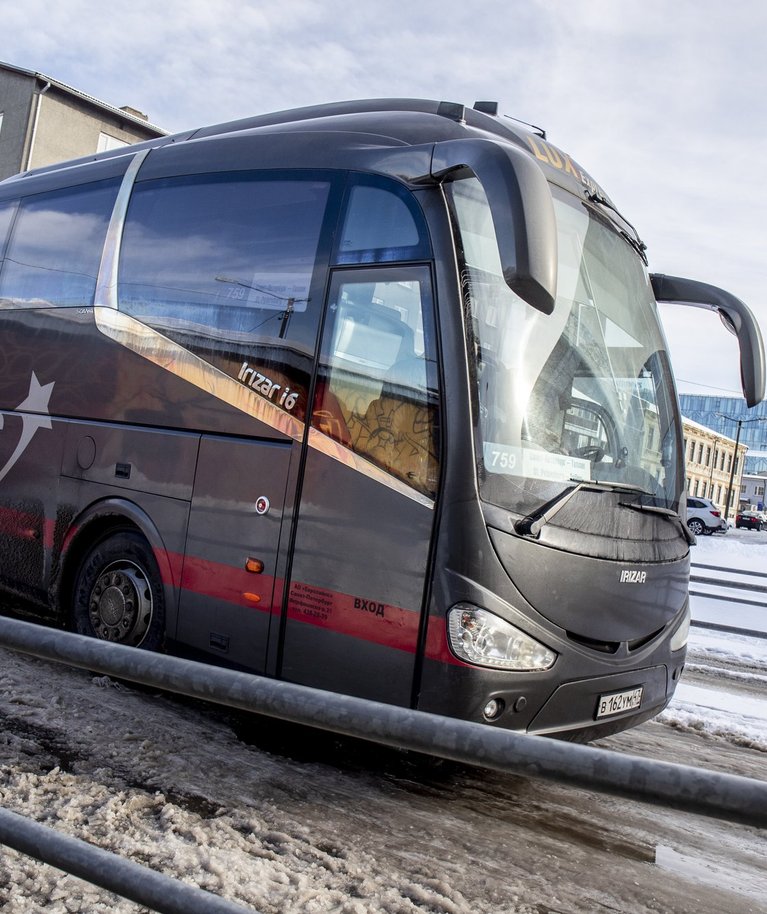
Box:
left=658, top=530, right=767, bottom=753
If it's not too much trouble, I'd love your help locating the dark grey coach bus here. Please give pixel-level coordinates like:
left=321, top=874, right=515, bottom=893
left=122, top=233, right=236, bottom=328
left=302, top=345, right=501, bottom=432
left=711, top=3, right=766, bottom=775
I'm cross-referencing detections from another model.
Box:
left=0, top=99, right=763, bottom=740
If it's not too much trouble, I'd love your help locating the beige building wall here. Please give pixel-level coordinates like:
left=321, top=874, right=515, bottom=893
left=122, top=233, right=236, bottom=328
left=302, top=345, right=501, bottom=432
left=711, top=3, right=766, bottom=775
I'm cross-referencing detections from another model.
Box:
left=683, top=417, right=748, bottom=517
left=0, top=63, right=165, bottom=179
left=27, top=93, right=148, bottom=171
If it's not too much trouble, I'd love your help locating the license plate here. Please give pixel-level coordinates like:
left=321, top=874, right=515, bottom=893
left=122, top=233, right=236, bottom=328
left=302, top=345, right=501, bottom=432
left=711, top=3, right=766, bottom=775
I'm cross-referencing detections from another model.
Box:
left=596, top=686, right=643, bottom=719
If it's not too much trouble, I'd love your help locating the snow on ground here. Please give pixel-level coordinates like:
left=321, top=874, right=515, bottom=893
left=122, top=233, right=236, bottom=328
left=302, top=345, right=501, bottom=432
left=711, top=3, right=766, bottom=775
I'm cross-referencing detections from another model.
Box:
left=0, top=532, right=765, bottom=913
left=662, top=680, right=767, bottom=752
left=2, top=641, right=766, bottom=914
left=686, top=626, right=767, bottom=670
left=692, top=525, right=767, bottom=558
left=659, top=529, right=767, bottom=751
left=664, top=626, right=767, bottom=749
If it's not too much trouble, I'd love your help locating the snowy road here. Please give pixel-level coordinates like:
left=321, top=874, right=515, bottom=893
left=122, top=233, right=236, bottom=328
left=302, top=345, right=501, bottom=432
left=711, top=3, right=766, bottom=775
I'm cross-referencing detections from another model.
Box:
left=0, top=536, right=765, bottom=914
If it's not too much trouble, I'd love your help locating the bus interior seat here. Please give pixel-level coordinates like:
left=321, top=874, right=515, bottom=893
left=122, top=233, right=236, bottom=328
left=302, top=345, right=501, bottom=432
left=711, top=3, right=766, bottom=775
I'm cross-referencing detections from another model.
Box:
left=355, top=356, right=439, bottom=496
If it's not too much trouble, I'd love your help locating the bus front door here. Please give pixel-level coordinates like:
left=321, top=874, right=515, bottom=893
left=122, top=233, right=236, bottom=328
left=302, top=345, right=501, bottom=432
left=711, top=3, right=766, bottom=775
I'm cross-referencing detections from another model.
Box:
left=278, top=268, right=440, bottom=706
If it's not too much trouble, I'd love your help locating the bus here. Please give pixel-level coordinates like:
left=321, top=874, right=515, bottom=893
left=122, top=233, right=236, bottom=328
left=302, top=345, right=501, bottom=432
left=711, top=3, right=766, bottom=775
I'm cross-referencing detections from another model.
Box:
left=0, top=98, right=762, bottom=741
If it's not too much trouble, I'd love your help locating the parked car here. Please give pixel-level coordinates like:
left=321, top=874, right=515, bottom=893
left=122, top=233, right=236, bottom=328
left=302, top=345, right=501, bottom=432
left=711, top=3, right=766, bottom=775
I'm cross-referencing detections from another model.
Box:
left=735, top=509, right=766, bottom=531
left=686, top=497, right=728, bottom=536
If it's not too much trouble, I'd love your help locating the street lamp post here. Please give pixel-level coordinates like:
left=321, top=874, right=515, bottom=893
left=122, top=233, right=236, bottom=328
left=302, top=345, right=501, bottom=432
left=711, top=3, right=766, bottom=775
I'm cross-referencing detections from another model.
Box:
left=717, top=414, right=767, bottom=519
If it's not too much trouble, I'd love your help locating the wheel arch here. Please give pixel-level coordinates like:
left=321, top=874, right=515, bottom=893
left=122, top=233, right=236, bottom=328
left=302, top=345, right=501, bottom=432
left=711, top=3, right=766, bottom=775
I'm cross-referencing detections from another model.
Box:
left=54, top=497, right=181, bottom=634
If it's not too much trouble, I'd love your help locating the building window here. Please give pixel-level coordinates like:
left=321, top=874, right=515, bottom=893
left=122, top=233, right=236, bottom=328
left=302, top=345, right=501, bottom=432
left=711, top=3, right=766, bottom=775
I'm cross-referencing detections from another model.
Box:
left=97, top=132, right=129, bottom=153
left=697, top=442, right=704, bottom=464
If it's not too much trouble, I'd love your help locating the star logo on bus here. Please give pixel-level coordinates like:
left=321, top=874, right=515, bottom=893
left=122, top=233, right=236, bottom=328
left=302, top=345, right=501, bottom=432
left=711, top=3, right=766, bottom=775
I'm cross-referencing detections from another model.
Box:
left=0, top=372, right=55, bottom=484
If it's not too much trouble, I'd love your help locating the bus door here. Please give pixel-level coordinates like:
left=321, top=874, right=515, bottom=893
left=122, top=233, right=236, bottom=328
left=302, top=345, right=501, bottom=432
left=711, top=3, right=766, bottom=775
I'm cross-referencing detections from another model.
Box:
left=279, top=266, right=441, bottom=704
left=176, top=434, right=294, bottom=673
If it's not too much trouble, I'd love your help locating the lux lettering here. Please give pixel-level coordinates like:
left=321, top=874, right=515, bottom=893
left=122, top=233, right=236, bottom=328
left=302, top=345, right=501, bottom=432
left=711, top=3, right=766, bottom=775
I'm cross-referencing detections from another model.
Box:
left=526, top=136, right=581, bottom=179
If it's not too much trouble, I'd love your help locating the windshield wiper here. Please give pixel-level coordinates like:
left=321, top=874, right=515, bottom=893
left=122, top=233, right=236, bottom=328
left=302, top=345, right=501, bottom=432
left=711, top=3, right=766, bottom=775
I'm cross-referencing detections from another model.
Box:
left=515, top=478, right=667, bottom=539
left=620, top=500, right=696, bottom=545
left=515, top=480, right=594, bottom=537
left=586, top=191, right=648, bottom=265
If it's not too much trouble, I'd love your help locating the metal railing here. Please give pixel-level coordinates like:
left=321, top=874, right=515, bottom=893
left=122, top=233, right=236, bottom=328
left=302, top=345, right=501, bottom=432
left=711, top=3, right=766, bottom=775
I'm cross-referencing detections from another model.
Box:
left=690, top=560, right=767, bottom=638
left=0, top=613, right=765, bottom=912
left=0, top=806, right=259, bottom=914
left=0, top=615, right=765, bottom=824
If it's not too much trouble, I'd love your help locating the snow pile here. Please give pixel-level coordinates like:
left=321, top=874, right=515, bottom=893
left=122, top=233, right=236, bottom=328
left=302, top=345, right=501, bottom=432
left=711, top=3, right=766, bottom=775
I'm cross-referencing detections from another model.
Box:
left=660, top=679, right=767, bottom=753
left=686, top=627, right=767, bottom=669
left=659, top=532, right=767, bottom=750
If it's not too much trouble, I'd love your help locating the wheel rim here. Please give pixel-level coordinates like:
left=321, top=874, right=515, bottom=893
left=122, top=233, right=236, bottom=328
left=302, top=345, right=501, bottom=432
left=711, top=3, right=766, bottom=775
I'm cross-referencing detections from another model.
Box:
left=88, top=559, right=153, bottom=646
left=688, top=520, right=704, bottom=535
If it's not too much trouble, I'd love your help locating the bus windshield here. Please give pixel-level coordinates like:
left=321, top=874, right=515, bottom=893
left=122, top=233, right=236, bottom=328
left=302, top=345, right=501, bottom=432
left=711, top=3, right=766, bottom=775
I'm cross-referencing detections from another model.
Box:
left=447, top=178, right=684, bottom=518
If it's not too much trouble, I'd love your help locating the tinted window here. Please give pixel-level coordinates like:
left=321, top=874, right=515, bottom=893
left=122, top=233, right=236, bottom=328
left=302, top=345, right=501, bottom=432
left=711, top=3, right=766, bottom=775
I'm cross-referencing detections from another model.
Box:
left=0, top=180, right=119, bottom=308
left=313, top=266, right=440, bottom=498
left=334, top=181, right=430, bottom=265
left=118, top=174, right=332, bottom=422
left=0, top=201, right=15, bottom=261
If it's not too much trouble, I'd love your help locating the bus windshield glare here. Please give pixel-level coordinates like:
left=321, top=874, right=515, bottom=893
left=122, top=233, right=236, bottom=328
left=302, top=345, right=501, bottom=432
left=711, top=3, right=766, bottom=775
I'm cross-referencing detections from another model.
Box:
left=448, top=178, right=684, bottom=518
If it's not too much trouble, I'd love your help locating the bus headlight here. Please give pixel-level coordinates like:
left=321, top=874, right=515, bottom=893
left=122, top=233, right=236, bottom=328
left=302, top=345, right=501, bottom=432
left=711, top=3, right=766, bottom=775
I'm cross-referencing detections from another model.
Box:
left=447, top=604, right=557, bottom=671
left=670, top=605, right=691, bottom=652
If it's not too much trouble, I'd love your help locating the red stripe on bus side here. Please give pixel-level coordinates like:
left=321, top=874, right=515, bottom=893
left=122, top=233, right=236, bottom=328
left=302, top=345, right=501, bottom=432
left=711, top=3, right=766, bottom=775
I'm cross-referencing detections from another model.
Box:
left=176, top=556, right=453, bottom=661
left=179, top=554, right=279, bottom=612
left=286, top=579, right=422, bottom=653
left=153, top=546, right=185, bottom=593
left=0, top=504, right=41, bottom=540
left=0, top=508, right=464, bottom=667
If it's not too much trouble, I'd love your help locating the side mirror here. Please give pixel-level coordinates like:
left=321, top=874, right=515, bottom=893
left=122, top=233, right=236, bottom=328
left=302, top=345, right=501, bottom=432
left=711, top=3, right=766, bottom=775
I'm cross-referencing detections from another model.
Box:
left=651, top=274, right=766, bottom=407
left=430, top=138, right=558, bottom=315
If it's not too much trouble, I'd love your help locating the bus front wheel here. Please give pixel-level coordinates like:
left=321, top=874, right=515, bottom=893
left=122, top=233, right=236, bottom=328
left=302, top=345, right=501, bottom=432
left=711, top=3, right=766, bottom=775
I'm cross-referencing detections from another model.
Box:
left=73, top=531, right=165, bottom=651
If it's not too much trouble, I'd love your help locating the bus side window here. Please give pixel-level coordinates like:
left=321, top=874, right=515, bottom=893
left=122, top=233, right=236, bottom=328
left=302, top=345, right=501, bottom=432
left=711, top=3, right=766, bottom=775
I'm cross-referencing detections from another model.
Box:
left=118, top=174, right=332, bottom=422
left=0, top=201, right=16, bottom=265
left=0, top=180, right=119, bottom=308
left=335, top=183, right=429, bottom=265
left=313, top=268, right=440, bottom=498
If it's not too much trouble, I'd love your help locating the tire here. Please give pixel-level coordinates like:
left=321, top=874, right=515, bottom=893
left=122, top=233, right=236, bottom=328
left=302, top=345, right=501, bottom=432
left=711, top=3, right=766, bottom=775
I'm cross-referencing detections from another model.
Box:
left=687, top=518, right=705, bottom=537
left=73, top=531, right=165, bottom=650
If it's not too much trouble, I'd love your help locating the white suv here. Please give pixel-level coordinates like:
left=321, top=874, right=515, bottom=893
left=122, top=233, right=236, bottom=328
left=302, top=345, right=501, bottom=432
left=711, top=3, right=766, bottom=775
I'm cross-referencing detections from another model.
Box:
left=686, top=496, right=728, bottom=536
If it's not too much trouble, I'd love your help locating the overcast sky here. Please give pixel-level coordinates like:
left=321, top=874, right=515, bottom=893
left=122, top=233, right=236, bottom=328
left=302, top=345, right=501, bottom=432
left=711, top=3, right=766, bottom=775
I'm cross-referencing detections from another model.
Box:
left=4, top=0, right=765, bottom=401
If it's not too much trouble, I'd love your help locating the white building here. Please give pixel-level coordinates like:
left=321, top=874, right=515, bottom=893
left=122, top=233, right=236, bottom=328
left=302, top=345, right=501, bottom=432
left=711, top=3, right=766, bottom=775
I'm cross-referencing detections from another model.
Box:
left=741, top=473, right=767, bottom=511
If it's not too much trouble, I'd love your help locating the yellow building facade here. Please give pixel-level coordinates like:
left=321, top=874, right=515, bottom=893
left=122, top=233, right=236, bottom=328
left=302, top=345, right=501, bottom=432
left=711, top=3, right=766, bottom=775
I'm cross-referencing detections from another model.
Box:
left=683, top=417, right=748, bottom=518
